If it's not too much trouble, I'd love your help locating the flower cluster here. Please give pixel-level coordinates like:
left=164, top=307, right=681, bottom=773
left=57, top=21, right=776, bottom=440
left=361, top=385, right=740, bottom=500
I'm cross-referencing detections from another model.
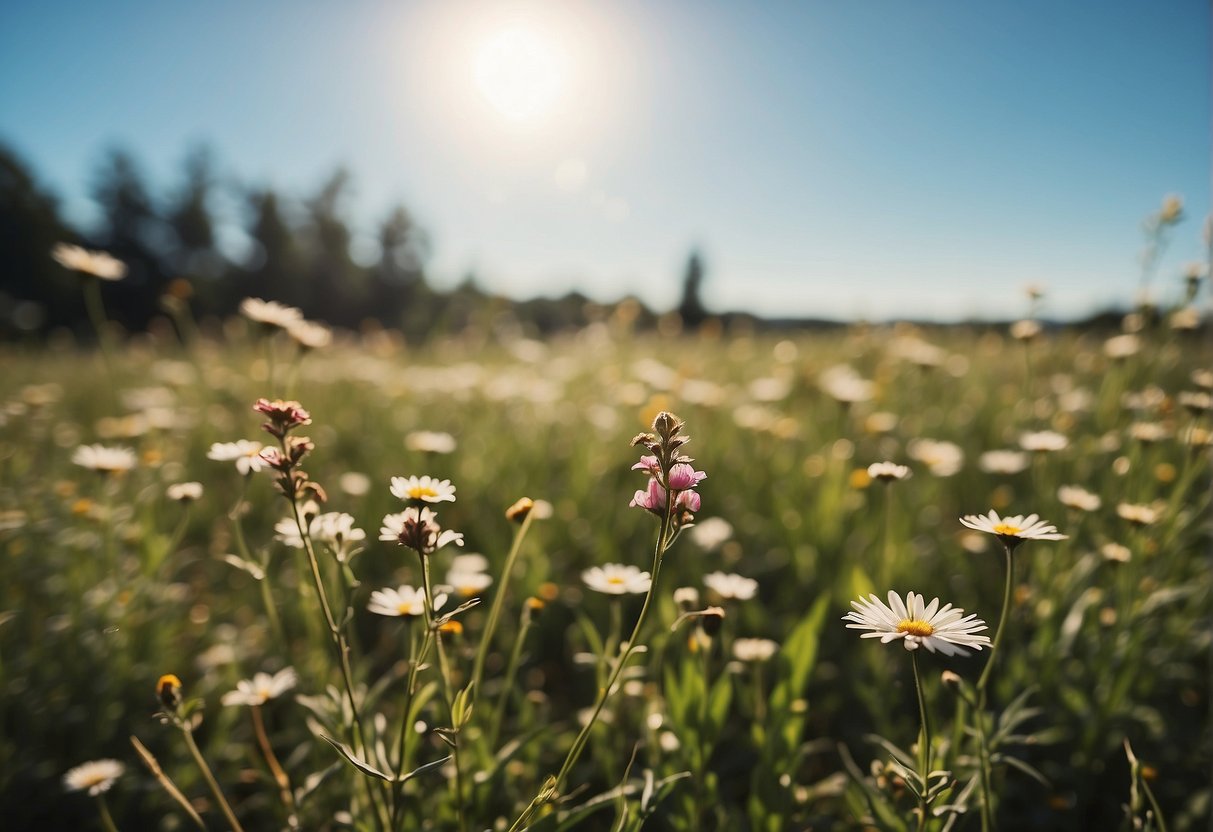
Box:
left=251, top=399, right=324, bottom=504
left=629, top=411, right=705, bottom=531
left=380, top=506, right=464, bottom=557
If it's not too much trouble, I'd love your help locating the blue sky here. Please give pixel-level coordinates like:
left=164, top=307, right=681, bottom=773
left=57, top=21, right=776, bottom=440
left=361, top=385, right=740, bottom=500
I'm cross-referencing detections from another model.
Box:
left=1, top=0, right=1208, bottom=320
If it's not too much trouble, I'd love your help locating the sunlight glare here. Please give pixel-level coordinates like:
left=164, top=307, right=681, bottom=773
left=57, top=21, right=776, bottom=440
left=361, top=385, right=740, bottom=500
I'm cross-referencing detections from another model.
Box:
left=473, top=25, right=565, bottom=123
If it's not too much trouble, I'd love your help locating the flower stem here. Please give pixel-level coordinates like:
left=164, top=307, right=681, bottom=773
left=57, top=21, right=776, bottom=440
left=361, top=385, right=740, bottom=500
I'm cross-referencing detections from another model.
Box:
left=977, top=544, right=1015, bottom=696
left=181, top=725, right=246, bottom=832
left=911, top=652, right=931, bottom=832
left=470, top=512, right=534, bottom=710
left=251, top=704, right=299, bottom=830
left=96, top=794, right=121, bottom=832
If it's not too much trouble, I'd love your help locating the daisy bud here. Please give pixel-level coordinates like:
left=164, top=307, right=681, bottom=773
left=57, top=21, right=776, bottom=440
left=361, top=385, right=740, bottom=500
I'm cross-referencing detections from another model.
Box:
left=506, top=497, right=535, bottom=523
left=157, top=674, right=183, bottom=710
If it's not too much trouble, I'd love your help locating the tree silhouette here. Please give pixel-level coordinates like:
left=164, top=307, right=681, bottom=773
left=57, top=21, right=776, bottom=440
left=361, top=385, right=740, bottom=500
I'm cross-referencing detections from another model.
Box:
left=677, top=248, right=708, bottom=329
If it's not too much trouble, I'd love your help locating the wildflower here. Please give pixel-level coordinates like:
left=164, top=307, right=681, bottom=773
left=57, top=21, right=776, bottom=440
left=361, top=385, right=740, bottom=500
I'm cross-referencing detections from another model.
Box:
left=390, top=475, right=456, bottom=504
left=1057, top=485, right=1101, bottom=512
left=166, top=482, right=204, bottom=503
left=253, top=398, right=311, bottom=438
left=1193, top=369, right=1213, bottom=390
left=582, top=563, right=652, bottom=595
left=1104, top=334, right=1141, bottom=360
left=704, top=571, right=759, bottom=601
left=506, top=497, right=535, bottom=522
left=339, top=471, right=372, bottom=496
left=907, top=438, right=964, bottom=477
left=1101, top=543, right=1132, bottom=563
left=1020, top=431, right=1068, bottom=452
left=1128, top=422, right=1170, bottom=444
left=867, top=461, right=911, bottom=481
left=819, top=365, right=875, bottom=404
left=688, top=516, right=733, bottom=550
left=1170, top=306, right=1201, bottom=331
left=667, top=462, right=708, bottom=490
left=285, top=318, right=332, bottom=349
left=72, top=444, right=137, bottom=474
left=405, top=430, right=457, bottom=454
left=367, top=585, right=437, bottom=617
left=63, top=759, right=125, bottom=796
left=1116, top=502, right=1159, bottom=526
left=52, top=243, right=127, bottom=280
left=733, top=638, right=779, bottom=663
left=1179, top=391, right=1213, bottom=413
left=960, top=510, right=1068, bottom=550
left=629, top=412, right=705, bottom=529
left=278, top=512, right=368, bottom=562
left=221, top=668, right=298, bottom=707
left=207, top=440, right=266, bottom=475
left=1009, top=319, right=1041, bottom=341
left=380, top=506, right=464, bottom=556
left=1158, top=194, right=1184, bottom=224
left=448, top=570, right=493, bottom=597
left=157, top=673, right=183, bottom=709
left=450, top=553, right=489, bottom=573
left=673, top=586, right=701, bottom=608
left=978, top=450, right=1029, bottom=474
left=844, top=591, right=991, bottom=656
left=240, top=297, right=303, bottom=329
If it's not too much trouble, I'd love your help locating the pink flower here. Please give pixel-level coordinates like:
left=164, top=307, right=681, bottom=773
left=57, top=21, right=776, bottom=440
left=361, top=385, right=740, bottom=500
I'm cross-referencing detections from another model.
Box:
left=667, top=463, right=707, bottom=490
left=631, top=455, right=661, bottom=477
left=630, top=478, right=667, bottom=512
left=254, top=398, right=312, bottom=438
left=676, top=489, right=701, bottom=513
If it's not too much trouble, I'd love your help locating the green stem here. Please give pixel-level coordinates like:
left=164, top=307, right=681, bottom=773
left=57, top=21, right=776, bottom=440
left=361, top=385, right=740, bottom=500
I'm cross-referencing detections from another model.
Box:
left=182, top=726, right=246, bottom=832
left=82, top=277, right=117, bottom=387
left=230, top=486, right=285, bottom=648
left=509, top=502, right=674, bottom=832
left=470, top=512, right=534, bottom=709
left=96, top=794, right=121, bottom=832
left=974, top=698, right=995, bottom=832
left=977, top=545, right=1015, bottom=696
left=911, top=652, right=931, bottom=832
left=488, top=607, right=534, bottom=752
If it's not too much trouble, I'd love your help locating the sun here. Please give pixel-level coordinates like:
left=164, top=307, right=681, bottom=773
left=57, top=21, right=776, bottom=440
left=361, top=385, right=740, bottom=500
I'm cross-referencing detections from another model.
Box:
left=473, top=25, right=565, bottom=123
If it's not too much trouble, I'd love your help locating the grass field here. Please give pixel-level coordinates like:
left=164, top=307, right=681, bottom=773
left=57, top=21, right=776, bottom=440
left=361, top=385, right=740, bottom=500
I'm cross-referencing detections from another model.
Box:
left=1, top=314, right=1209, bottom=831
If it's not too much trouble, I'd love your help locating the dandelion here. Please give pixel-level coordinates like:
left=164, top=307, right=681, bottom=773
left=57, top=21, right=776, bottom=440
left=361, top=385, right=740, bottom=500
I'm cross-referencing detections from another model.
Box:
left=72, top=444, right=137, bottom=474
left=207, top=440, right=266, bottom=475
left=380, top=506, right=464, bottom=556
left=52, top=243, right=127, bottom=280
left=582, top=563, right=652, bottom=595
left=704, top=570, right=759, bottom=601
left=867, top=461, right=911, bottom=481
left=844, top=591, right=991, bottom=656
left=390, top=475, right=457, bottom=504
left=221, top=668, right=298, bottom=707
left=1117, top=502, right=1160, bottom=526
left=1020, top=430, right=1068, bottom=452
left=367, top=585, right=437, bottom=617
left=733, top=638, right=779, bottom=663
left=960, top=510, right=1068, bottom=550
left=166, top=481, right=203, bottom=502
left=978, top=450, right=1029, bottom=475
left=63, top=759, right=125, bottom=796
left=1057, top=485, right=1101, bottom=512
left=240, top=297, right=303, bottom=329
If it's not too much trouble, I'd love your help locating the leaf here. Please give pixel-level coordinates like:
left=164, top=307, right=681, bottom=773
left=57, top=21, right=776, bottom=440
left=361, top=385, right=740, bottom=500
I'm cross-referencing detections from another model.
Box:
left=319, top=734, right=393, bottom=781
left=295, top=762, right=341, bottom=806
left=398, top=755, right=452, bottom=784
left=992, top=753, right=1051, bottom=788
left=706, top=672, right=733, bottom=737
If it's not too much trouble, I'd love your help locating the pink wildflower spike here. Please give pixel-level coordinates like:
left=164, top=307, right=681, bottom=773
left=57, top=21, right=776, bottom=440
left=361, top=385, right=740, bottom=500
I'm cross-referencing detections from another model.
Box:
left=631, top=455, right=662, bottom=477
left=630, top=478, right=667, bottom=512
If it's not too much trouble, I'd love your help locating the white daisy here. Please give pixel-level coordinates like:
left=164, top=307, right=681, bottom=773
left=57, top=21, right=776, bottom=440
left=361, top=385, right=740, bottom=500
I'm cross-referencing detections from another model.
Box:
left=450, top=553, right=490, bottom=574
left=405, top=430, right=457, bottom=454
left=367, top=585, right=440, bottom=617
left=72, top=444, right=137, bottom=474
left=447, top=570, right=493, bottom=597
left=1057, top=485, right=1101, bottom=512
left=867, top=461, right=911, bottom=482
left=63, top=759, right=125, bottom=795
left=166, top=482, right=204, bottom=502
left=221, top=668, right=298, bottom=707
left=733, top=638, right=779, bottom=663
left=907, top=438, right=964, bottom=477
left=1019, top=430, right=1068, bottom=452
left=52, top=243, right=127, bottom=280
left=285, top=318, right=332, bottom=349
left=704, top=571, right=759, bottom=601
left=207, top=440, right=266, bottom=475
left=390, top=475, right=457, bottom=503
left=977, top=450, right=1029, bottom=475
left=1009, top=319, right=1041, bottom=341
left=582, top=564, right=651, bottom=596
left=959, top=510, right=1068, bottom=549
left=1116, top=502, right=1160, bottom=526
left=240, top=297, right=303, bottom=329
left=844, top=591, right=991, bottom=656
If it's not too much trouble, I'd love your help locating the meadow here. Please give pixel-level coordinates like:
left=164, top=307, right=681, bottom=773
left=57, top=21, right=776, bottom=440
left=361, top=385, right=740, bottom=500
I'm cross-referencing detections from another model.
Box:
left=0, top=303, right=1208, bottom=831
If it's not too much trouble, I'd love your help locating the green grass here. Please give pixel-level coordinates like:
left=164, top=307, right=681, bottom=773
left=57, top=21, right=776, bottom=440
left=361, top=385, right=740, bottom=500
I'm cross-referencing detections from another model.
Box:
left=0, top=320, right=1208, bottom=831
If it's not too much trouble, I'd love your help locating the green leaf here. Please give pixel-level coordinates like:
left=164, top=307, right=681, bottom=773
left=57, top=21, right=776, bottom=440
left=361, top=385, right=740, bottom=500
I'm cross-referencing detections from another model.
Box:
left=319, top=734, right=392, bottom=781
left=706, top=672, right=733, bottom=737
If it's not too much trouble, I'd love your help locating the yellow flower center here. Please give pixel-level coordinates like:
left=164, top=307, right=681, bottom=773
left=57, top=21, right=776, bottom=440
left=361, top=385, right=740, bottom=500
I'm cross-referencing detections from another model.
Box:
left=397, top=602, right=417, bottom=615
left=408, top=486, right=438, bottom=498
left=896, top=619, right=935, bottom=638
left=992, top=523, right=1022, bottom=536
left=607, top=576, right=625, bottom=585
